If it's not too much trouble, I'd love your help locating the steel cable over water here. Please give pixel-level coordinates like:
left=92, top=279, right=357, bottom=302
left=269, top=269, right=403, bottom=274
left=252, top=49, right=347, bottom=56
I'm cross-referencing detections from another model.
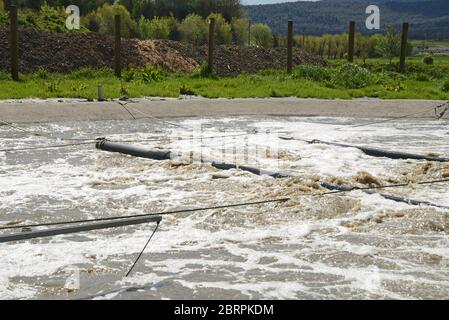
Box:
left=2, top=177, right=449, bottom=232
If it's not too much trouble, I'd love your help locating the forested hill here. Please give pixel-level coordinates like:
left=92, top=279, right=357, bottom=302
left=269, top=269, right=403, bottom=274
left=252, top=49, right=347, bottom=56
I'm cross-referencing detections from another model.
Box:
left=245, top=0, right=449, bottom=39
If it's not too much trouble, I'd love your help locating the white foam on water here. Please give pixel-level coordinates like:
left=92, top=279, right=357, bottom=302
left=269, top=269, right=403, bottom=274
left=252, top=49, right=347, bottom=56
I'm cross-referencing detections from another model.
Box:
left=1, top=115, right=449, bottom=299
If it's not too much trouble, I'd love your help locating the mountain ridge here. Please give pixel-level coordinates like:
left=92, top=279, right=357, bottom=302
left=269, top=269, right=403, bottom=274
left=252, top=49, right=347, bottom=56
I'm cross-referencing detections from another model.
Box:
left=245, top=0, right=449, bottom=39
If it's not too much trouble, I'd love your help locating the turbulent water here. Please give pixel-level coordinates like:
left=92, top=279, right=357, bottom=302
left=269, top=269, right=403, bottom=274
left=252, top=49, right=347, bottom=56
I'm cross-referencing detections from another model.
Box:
left=0, top=115, right=449, bottom=300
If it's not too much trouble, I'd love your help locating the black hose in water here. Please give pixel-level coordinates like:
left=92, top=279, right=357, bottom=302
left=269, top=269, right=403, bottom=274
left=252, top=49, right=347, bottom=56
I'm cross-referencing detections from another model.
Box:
left=309, top=139, right=449, bottom=162
left=96, top=139, right=289, bottom=178
left=96, top=139, right=449, bottom=210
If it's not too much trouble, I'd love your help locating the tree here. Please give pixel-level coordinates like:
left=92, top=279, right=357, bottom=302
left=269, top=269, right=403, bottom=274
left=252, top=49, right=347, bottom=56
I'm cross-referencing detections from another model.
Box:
left=179, top=13, right=207, bottom=45
left=376, top=24, right=401, bottom=64
left=251, top=23, right=273, bottom=48
left=231, top=17, right=248, bottom=46
left=207, top=12, right=231, bottom=44
left=188, top=0, right=242, bottom=21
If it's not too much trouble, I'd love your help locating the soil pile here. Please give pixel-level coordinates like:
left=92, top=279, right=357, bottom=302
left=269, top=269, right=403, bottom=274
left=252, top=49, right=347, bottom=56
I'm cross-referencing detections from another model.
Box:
left=0, top=27, right=325, bottom=76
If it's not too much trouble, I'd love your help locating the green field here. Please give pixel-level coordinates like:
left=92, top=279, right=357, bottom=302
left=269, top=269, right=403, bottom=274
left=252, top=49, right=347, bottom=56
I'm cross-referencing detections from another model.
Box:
left=411, top=40, right=449, bottom=48
left=1, top=57, right=449, bottom=100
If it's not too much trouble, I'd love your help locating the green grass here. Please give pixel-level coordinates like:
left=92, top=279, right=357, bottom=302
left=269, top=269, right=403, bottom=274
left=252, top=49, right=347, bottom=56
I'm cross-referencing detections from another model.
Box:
left=411, top=39, right=449, bottom=48
left=1, top=58, right=449, bottom=100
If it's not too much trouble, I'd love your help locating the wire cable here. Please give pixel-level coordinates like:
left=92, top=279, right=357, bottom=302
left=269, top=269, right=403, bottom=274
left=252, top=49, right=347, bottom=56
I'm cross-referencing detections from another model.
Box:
left=334, top=102, right=448, bottom=131
left=117, top=101, right=189, bottom=129
left=0, top=141, right=94, bottom=153
left=2, top=178, right=449, bottom=231
left=125, top=221, right=160, bottom=277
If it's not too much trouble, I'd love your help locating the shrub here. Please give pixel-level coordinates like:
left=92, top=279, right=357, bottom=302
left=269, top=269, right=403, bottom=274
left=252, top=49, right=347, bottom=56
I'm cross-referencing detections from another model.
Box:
left=331, top=63, right=372, bottom=89
left=120, top=82, right=130, bottom=98
left=34, top=67, right=48, bottom=79
left=139, top=65, right=163, bottom=83
left=415, top=73, right=429, bottom=82
left=422, top=55, right=434, bottom=65
left=382, top=80, right=405, bottom=92
left=121, top=69, right=136, bottom=82
left=180, top=84, right=195, bottom=95
left=138, top=16, right=170, bottom=40
left=231, top=18, right=249, bottom=46
left=293, top=65, right=332, bottom=82
left=251, top=24, right=274, bottom=48
left=207, top=13, right=232, bottom=45
left=165, top=16, right=181, bottom=41
left=376, top=24, right=401, bottom=64
left=429, top=67, right=445, bottom=79
left=443, top=80, right=449, bottom=92
left=179, top=14, right=208, bottom=45
left=85, top=4, right=138, bottom=38
left=192, top=62, right=217, bottom=78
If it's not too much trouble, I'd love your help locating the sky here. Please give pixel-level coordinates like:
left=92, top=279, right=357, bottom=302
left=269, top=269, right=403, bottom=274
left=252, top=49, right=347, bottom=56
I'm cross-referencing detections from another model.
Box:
left=242, top=0, right=319, bottom=4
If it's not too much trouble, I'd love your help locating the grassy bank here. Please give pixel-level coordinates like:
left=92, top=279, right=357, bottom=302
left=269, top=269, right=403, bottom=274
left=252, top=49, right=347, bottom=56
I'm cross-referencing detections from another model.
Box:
left=1, top=57, right=448, bottom=100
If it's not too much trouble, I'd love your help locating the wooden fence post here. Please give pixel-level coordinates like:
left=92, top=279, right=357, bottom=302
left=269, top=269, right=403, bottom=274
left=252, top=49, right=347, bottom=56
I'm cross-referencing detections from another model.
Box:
left=208, top=17, right=215, bottom=74
left=348, top=21, right=355, bottom=63
left=399, top=22, right=409, bottom=73
left=10, top=5, right=19, bottom=81
left=114, top=14, right=121, bottom=78
left=287, top=20, right=293, bottom=74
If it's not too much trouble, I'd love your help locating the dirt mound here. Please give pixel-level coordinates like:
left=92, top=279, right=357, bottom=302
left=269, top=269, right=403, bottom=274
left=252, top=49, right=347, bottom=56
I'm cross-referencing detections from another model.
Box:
left=0, top=27, right=325, bottom=76
left=163, top=40, right=326, bottom=76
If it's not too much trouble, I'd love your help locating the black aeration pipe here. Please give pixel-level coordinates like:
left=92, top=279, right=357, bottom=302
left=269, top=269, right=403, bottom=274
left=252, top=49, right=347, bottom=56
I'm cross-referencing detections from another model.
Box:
left=95, top=139, right=449, bottom=210
left=310, top=139, right=449, bottom=162
left=96, top=139, right=289, bottom=178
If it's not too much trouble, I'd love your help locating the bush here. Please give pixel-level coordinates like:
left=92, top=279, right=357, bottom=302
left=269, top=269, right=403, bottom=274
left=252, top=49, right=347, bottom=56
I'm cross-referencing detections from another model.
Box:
left=165, top=16, right=181, bottom=41
left=121, top=66, right=164, bottom=83
left=293, top=65, right=332, bottom=82
left=251, top=24, right=274, bottom=48
left=179, top=14, right=208, bottom=45
left=180, top=84, right=195, bottom=95
left=376, top=24, right=401, bottom=64
left=429, top=67, right=445, bottom=79
left=85, top=4, right=138, bottom=38
left=138, top=16, right=170, bottom=40
left=331, top=63, right=372, bottom=89
left=422, top=55, right=434, bottom=65
left=415, top=72, right=430, bottom=82
left=121, top=69, right=136, bottom=82
left=443, top=80, right=449, bottom=92
left=207, top=13, right=232, bottom=45
left=231, top=18, right=249, bottom=46
left=34, top=67, right=48, bottom=79
left=139, top=65, right=163, bottom=83
left=192, top=62, right=217, bottom=78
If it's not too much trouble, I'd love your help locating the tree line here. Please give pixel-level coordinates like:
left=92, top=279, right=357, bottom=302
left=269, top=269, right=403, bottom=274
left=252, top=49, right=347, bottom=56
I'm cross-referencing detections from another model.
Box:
left=0, top=2, right=277, bottom=47
left=0, top=1, right=413, bottom=59
left=4, top=0, right=243, bottom=21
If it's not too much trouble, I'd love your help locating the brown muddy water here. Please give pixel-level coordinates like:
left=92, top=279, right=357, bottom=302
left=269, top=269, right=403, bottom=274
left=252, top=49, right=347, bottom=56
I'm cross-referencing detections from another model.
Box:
left=0, top=115, right=449, bottom=300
